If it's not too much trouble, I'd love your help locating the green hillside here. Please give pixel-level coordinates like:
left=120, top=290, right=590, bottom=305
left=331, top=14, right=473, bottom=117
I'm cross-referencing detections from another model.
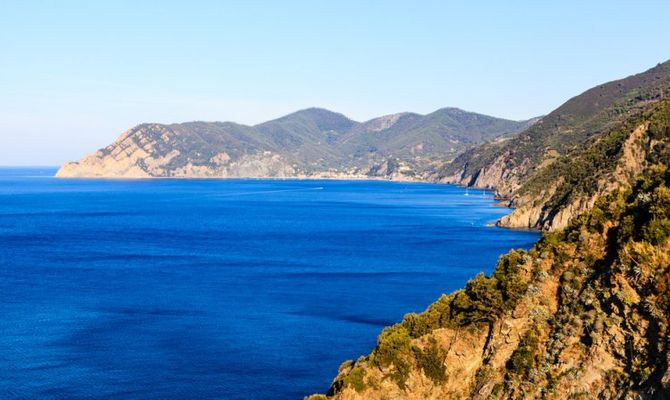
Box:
left=439, top=60, right=670, bottom=231
left=442, top=60, right=670, bottom=194
left=57, top=107, right=532, bottom=178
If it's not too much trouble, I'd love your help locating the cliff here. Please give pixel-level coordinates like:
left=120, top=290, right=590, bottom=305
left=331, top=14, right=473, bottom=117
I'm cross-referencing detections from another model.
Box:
left=56, top=123, right=299, bottom=179
left=307, top=64, right=670, bottom=400
left=496, top=104, right=660, bottom=231
left=308, top=148, right=670, bottom=400
left=440, top=60, right=670, bottom=231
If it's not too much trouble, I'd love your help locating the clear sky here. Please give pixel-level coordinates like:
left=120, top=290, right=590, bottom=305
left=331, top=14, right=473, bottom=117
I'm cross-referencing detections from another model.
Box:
left=1, top=0, right=669, bottom=165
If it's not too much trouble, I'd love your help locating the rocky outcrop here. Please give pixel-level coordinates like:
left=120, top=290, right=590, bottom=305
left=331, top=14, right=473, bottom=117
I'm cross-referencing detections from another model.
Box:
left=56, top=124, right=298, bottom=178
left=497, top=121, right=652, bottom=231
left=359, top=113, right=409, bottom=133
left=308, top=164, right=670, bottom=398
left=440, top=149, right=528, bottom=197
left=437, top=60, right=670, bottom=231
left=438, top=121, right=653, bottom=232
left=307, top=67, right=670, bottom=400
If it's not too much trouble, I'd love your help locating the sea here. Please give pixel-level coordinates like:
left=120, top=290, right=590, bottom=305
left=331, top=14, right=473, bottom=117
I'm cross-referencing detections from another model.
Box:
left=0, top=167, right=539, bottom=399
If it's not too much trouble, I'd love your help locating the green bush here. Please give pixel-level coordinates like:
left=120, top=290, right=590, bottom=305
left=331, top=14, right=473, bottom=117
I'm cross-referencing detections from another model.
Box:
left=449, top=251, right=528, bottom=326
left=493, top=250, right=529, bottom=308
left=507, top=325, right=541, bottom=379
left=372, top=324, right=411, bottom=367
left=401, top=294, right=453, bottom=338
left=412, top=339, right=446, bottom=384
left=342, top=367, right=366, bottom=392
left=450, top=273, right=504, bottom=325
left=388, top=359, right=411, bottom=390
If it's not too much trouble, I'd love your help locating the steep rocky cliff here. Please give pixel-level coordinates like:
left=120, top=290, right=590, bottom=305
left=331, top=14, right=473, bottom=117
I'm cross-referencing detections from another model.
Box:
left=56, top=108, right=533, bottom=179
left=308, top=147, right=670, bottom=400
left=497, top=101, right=665, bottom=231
left=440, top=60, right=670, bottom=231
left=307, top=64, right=670, bottom=400
left=56, top=123, right=299, bottom=179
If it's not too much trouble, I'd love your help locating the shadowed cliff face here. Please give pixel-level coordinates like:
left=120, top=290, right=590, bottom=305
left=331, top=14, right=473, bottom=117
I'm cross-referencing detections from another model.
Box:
left=439, top=60, right=670, bottom=231
left=56, top=108, right=534, bottom=180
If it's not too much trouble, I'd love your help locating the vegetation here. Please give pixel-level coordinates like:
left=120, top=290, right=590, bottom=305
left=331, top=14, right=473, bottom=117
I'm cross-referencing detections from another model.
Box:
left=313, top=60, right=670, bottom=399
left=341, top=367, right=366, bottom=392
left=325, top=158, right=670, bottom=397
left=400, top=294, right=452, bottom=338
left=65, top=107, right=532, bottom=178
left=396, top=249, right=529, bottom=341
left=516, top=97, right=670, bottom=219
left=412, top=338, right=447, bottom=384
left=449, top=250, right=528, bottom=325
left=370, top=324, right=411, bottom=367
left=441, top=60, right=670, bottom=199
left=506, top=324, right=541, bottom=379
left=337, top=249, right=531, bottom=393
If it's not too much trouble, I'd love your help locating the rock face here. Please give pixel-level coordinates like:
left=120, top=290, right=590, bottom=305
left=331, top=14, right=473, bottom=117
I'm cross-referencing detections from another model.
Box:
left=56, top=108, right=534, bottom=180
left=439, top=59, right=670, bottom=231
left=307, top=68, right=670, bottom=400
left=56, top=127, right=297, bottom=178
left=309, top=158, right=670, bottom=399
left=496, top=120, right=652, bottom=231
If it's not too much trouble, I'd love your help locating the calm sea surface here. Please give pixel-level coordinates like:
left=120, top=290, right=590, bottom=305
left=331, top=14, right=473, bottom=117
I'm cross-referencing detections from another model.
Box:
left=0, top=167, right=539, bottom=399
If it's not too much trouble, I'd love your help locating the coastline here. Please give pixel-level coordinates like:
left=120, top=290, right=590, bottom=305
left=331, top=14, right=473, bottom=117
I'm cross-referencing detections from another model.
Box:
left=50, top=167, right=535, bottom=232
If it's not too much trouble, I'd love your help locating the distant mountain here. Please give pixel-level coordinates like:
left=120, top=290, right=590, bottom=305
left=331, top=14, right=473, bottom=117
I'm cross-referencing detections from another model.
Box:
left=56, top=108, right=535, bottom=179
left=440, top=59, right=670, bottom=230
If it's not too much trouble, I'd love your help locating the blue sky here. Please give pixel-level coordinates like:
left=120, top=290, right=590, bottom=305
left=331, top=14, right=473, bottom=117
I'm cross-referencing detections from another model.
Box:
left=1, top=0, right=669, bottom=165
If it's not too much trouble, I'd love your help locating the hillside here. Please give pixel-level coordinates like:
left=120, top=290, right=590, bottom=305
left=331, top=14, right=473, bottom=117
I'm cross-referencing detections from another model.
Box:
left=439, top=60, right=670, bottom=231
left=56, top=108, right=533, bottom=179
left=308, top=96, right=670, bottom=399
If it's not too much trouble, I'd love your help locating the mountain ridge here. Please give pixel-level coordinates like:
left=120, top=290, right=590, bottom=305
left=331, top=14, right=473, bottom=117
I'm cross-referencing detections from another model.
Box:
left=56, top=107, right=535, bottom=180
left=439, top=59, right=670, bottom=231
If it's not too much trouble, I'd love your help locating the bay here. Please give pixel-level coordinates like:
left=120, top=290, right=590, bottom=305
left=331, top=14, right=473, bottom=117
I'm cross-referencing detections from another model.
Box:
left=0, top=167, right=538, bottom=399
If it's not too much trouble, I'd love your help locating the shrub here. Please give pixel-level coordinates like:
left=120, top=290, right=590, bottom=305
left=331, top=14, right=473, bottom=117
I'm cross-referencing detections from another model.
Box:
left=342, top=367, right=366, bottom=392
left=450, top=251, right=529, bottom=326
left=401, top=294, right=453, bottom=338
left=451, top=273, right=504, bottom=325
left=493, top=250, right=529, bottom=308
left=372, top=324, right=411, bottom=367
left=412, top=339, right=446, bottom=384
left=388, top=359, right=411, bottom=390
left=507, top=325, right=541, bottom=379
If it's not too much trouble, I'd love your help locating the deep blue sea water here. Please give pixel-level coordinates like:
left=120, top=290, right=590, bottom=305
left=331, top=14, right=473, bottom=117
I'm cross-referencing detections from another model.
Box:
left=0, top=167, right=539, bottom=399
